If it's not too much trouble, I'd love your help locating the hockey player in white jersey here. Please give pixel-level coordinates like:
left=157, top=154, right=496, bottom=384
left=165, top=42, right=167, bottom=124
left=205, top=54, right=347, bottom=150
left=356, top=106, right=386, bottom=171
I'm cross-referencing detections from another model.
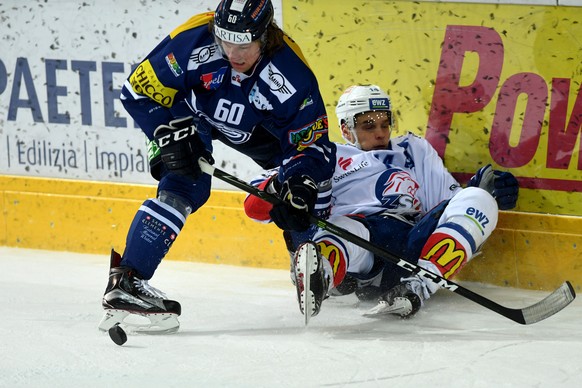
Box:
left=245, top=84, right=519, bottom=320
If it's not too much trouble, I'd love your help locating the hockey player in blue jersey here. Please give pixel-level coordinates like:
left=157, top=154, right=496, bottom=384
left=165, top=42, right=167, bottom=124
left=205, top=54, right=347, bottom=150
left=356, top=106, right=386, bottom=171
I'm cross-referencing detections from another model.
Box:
left=245, top=84, right=519, bottom=321
left=99, top=0, right=336, bottom=333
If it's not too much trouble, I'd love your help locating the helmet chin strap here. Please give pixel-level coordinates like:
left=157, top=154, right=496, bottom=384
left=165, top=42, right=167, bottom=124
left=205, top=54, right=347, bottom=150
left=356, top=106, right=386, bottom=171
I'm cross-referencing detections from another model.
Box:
left=343, top=120, right=362, bottom=149
left=350, top=130, right=362, bottom=149
left=245, top=54, right=263, bottom=76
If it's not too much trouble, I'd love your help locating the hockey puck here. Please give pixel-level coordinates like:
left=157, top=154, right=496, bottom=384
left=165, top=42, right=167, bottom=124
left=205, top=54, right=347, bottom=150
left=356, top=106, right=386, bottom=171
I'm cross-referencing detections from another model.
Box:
left=108, top=324, right=127, bottom=346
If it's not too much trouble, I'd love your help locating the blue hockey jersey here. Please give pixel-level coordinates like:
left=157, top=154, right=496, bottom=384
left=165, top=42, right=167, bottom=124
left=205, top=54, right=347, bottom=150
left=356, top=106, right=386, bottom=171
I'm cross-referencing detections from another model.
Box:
left=120, top=12, right=335, bottom=184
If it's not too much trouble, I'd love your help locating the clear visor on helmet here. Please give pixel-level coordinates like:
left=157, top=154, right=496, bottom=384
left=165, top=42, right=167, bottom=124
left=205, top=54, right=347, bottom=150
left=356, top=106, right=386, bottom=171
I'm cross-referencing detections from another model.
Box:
left=213, top=25, right=267, bottom=59
left=352, top=110, right=392, bottom=129
left=345, top=110, right=393, bottom=150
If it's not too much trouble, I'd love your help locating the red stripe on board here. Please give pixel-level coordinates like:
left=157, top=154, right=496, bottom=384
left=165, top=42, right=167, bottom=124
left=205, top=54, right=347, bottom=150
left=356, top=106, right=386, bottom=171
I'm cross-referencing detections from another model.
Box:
left=452, top=173, right=582, bottom=192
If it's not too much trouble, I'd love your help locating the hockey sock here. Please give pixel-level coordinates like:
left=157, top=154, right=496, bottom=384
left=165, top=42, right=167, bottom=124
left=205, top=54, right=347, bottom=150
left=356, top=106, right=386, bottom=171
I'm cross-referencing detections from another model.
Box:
left=315, top=234, right=347, bottom=288
left=419, top=222, right=476, bottom=279
left=121, top=198, right=186, bottom=279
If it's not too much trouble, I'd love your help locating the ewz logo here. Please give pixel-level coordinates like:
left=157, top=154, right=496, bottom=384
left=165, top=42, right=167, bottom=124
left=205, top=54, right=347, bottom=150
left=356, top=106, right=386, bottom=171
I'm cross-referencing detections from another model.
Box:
left=368, top=98, right=390, bottom=110
left=466, top=207, right=490, bottom=229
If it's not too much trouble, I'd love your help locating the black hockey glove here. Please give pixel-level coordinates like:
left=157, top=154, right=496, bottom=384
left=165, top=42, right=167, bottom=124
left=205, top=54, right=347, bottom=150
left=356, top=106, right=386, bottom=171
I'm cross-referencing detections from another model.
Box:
left=269, top=174, right=318, bottom=232
left=153, top=116, right=214, bottom=179
left=468, top=164, right=519, bottom=210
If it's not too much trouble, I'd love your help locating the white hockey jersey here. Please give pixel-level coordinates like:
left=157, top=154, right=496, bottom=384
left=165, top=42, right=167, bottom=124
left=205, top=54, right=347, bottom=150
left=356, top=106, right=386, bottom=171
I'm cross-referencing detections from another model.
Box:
left=330, top=133, right=461, bottom=218
left=245, top=132, right=462, bottom=223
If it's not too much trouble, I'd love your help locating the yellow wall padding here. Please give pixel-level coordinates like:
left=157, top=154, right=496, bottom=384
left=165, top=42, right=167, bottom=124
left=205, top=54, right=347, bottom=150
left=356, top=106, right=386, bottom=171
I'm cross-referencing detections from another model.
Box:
left=1, top=175, right=581, bottom=292
left=0, top=175, right=287, bottom=269
left=459, top=211, right=582, bottom=291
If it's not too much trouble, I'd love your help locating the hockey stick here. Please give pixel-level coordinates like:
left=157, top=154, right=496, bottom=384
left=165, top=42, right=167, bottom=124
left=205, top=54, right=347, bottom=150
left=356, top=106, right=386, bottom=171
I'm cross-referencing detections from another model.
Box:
left=198, top=158, right=576, bottom=325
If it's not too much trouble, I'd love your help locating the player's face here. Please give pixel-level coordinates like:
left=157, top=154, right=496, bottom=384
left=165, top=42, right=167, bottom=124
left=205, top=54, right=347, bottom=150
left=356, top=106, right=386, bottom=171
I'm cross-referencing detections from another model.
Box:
left=220, top=40, right=262, bottom=73
left=352, top=111, right=392, bottom=151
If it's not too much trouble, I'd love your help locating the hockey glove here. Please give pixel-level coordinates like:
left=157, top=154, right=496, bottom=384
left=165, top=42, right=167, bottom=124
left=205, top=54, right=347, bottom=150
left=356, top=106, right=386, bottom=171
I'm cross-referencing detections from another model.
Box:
left=153, top=116, right=214, bottom=179
left=468, top=164, right=519, bottom=210
left=269, top=174, right=318, bottom=232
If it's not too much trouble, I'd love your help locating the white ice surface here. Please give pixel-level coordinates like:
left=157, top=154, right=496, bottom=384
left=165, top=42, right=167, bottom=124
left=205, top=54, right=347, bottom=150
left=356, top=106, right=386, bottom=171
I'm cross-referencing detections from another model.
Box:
left=1, top=246, right=581, bottom=388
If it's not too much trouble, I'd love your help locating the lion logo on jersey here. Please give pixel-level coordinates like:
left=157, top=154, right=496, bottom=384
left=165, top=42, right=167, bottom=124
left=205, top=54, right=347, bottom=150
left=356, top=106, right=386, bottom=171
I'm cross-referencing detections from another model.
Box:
left=375, top=168, right=421, bottom=212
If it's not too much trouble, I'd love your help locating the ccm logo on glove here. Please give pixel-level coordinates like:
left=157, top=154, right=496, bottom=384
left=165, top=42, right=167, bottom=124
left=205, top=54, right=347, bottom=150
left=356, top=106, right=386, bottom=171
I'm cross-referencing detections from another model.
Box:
left=156, top=126, right=197, bottom=148
left=153, top=116, right=214, bottom=179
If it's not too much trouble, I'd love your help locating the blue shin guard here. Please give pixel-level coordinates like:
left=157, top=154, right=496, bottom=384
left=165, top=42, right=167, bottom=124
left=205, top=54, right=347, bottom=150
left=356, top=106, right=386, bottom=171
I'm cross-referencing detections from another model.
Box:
left=121, top=198, right=186, bottom=279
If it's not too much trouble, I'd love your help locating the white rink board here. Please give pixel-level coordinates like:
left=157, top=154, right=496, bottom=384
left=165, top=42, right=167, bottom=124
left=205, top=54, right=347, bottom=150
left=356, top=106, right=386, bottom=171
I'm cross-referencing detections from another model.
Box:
left=0, top=0, right=282, bottom=188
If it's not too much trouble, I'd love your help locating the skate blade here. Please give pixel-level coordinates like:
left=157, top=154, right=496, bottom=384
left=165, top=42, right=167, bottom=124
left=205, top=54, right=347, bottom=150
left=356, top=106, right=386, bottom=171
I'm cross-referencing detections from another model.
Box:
left=363, top=297, right=413, bottom=318
left=98, top=309, right=180, bottom=334
left=296, top=243, right=319, bottom=326
left=300, top=290, right=317, bottom=326
left=98, top=309, right=129, bottom=331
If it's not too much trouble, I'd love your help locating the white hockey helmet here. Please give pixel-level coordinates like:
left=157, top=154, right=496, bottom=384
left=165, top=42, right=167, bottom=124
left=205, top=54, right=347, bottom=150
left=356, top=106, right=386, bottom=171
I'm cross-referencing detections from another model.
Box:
left=335, top=84, right=393, bottom=131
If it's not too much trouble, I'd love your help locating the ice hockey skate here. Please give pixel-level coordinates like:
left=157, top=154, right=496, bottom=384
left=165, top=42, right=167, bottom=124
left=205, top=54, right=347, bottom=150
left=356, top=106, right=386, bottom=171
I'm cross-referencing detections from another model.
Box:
left=98, top=250, right=181, bottom=334
left=363, top=276, right=432, bottom=319
left=292, top=241, right=331, bottom=325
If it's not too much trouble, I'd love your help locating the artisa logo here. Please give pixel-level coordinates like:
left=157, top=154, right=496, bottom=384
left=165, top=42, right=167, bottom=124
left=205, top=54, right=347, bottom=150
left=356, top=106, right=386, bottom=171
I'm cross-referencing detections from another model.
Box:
left=214, top=26, right=252, bottom=44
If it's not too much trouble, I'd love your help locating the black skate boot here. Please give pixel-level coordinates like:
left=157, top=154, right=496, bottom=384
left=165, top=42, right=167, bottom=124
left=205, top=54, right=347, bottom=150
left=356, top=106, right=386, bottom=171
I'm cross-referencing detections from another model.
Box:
left=292, top=241, right=331, bottom=325
left=364, top=276, right=432, bottom=319
left=98, top=250, right=181, bottom=334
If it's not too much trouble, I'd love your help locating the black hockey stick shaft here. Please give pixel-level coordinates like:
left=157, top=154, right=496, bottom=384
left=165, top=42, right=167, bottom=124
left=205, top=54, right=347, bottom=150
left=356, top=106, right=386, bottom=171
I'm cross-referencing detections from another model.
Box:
left=198, top=159, right=576, bottom=325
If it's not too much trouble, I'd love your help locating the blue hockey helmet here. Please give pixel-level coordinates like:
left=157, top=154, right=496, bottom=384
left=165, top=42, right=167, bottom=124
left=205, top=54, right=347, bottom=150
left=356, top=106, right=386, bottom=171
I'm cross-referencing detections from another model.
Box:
left=214, top=0, right=274, bottom=44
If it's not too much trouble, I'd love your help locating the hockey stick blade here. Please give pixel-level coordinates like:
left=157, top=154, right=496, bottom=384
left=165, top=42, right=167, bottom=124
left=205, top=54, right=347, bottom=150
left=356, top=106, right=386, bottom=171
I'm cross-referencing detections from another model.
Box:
left=198, top=159, right=576, bottom=325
